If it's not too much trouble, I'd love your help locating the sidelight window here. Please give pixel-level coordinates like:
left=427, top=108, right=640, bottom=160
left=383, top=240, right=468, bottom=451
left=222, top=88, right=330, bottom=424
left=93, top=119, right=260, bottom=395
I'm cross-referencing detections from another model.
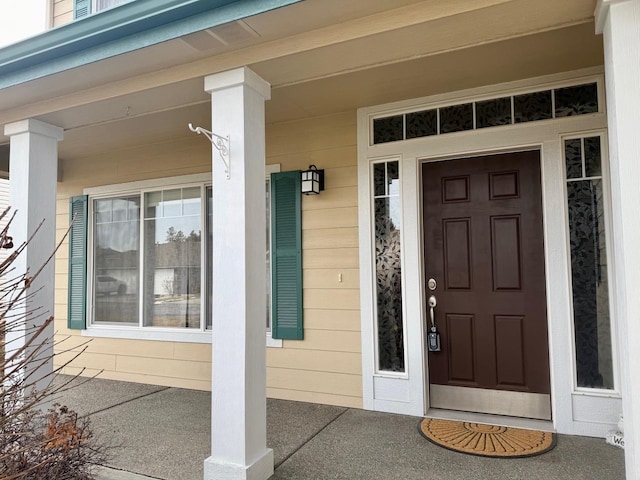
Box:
left=564, top=134, right=615, bottom=390
left=372, top=160, right=405, bottom=373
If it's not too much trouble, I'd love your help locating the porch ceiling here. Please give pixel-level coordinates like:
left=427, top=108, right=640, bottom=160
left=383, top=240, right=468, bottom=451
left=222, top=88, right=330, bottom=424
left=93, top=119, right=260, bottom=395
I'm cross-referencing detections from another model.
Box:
left=0, top=0, right=601, bottom=159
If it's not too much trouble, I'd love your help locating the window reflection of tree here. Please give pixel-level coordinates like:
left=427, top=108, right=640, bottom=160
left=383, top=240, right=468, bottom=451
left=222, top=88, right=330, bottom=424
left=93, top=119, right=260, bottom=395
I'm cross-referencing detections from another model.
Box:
left=375, top=199, right=404, bottom=372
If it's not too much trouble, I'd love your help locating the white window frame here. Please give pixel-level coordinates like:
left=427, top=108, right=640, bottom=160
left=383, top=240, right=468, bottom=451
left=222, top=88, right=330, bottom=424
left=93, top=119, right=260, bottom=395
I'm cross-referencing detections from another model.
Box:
left=370, top=158, right=408, bottom=378
left=561, top=131, right=620, bottom=397
left=82, top=168, right=283, bottom=347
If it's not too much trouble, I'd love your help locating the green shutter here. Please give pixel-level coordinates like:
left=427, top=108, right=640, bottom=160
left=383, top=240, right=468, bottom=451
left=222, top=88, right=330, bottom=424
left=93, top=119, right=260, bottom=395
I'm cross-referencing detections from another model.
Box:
left=271, top=171, right=303, bottom=340
left=74, top=0, right=91, bottom=19
left=67, top=195, right=88, bottom=330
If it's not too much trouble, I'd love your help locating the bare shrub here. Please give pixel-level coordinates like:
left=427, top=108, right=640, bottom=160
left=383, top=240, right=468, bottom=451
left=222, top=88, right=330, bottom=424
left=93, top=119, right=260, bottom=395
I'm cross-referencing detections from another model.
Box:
left=0, top=207, right=109, bottom=479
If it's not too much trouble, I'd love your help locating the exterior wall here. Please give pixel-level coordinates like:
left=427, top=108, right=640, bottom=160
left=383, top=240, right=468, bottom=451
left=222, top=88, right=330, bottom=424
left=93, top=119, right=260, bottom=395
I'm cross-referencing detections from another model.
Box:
left=52, top=0, right=73, bottom=27
left=54, top=135, right=213, bottom=390
left=265, top=112, right=361, bottom=408
left=54, top=110, right=362, bottom=407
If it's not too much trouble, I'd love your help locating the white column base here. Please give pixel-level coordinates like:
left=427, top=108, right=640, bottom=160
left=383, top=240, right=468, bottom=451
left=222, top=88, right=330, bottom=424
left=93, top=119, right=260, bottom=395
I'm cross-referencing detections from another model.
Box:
left=204, top=449, right=274, bottom=480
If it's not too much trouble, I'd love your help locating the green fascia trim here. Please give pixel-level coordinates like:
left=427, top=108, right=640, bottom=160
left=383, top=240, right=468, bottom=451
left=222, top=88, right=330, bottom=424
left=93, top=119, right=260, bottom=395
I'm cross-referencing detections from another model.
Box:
left=0, top=0, right=302, bottom=89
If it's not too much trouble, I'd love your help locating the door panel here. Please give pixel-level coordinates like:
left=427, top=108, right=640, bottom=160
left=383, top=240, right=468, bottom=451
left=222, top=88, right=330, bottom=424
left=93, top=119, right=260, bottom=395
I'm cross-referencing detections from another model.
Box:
left=491, top=216, right=522, bottom=290
left=423, top=151, right=551, bottom=419
left=447, top=314, right=476, bottom=383
left=494, top=315, right=525, bottom=387
left=443, top=219, right=472, bottom=289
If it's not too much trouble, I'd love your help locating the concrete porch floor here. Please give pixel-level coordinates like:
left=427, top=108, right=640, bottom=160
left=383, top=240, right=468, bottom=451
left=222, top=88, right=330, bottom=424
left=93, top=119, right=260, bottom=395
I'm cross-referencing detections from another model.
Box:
left=52, top=376, right=625, bottom=480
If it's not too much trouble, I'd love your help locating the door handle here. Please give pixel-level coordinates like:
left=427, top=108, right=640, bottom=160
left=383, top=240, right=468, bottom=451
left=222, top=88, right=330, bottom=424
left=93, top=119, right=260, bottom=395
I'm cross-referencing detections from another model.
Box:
left=428, top=295, right=437, bottom=332
left=427, top=295, right=441, bottom=352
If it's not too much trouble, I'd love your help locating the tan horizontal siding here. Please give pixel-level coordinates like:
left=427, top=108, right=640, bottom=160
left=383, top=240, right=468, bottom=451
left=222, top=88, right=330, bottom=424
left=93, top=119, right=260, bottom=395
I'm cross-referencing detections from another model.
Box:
left=282, top=329, right=361, bottom=353
left=267, top=349, right=361, bottom=375
left=62, top=366, right=211, bottom=391
left=54, top=308, right=68, bottom=324
left=302, top=186, right=357, bottom=210
left=54, top=287, right=68, bottom=306
left=304, top=309, right=360, bottom=331
left=53, top=0, right=73, bottom=27
left=303, top=248, right=359, bottom=269
left=303, top=268, right=359, bottom=289
left=303, top=227, right=358, bottom=249
left=302, top=207, right=358, bottom=229
left=324, top=165, right=357, bottom=188
left=174, top=342, right=211, bottom=361
left=56, top=336, right=173, bottom=358
left=56, top=197, right=70, bottom=213
left=116, top=355, right=211, bottom=381
left=59, top=138, right=208, bottom=186
left=266, top=113, right=355, bottom=157
left=56, top=260, right=68, bottom=275
left=268, top=367, right=362, bottom=398
left=53, top=110, right=363, bottom=407
left=57, top=351, right=117, bottom=371
left=55, top=336, right=212, bottom=386
left=304, top=288, right=360, bottom=310
left=269, top=112, right=362, bottom=409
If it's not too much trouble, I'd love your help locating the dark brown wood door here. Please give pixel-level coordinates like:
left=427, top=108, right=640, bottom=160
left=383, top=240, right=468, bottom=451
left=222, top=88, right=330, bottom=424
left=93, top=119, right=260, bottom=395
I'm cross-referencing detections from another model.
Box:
left=423, top=151, right=550, bottom=400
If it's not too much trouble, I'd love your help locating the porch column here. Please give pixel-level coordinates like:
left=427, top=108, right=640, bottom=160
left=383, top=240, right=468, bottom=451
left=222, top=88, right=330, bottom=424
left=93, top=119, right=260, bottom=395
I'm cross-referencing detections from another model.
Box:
left=595, top=1, right=640, bottom=478
left=4, top=119, right=63, bottom=393
left=203, top=67, right=273, bottom=480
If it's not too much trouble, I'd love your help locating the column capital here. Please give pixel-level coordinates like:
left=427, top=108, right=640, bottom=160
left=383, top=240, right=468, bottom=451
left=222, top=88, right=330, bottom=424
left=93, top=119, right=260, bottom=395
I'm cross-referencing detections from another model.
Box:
left=204, top=66, right=271, bottom=101
left=4, top=118, right=63, bottom=141
left=595, top=0, right=633, bottom=34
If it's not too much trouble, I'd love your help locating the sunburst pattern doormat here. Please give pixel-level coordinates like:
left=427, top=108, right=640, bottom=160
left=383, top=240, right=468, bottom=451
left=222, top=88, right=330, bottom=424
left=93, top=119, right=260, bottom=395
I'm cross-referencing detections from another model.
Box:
left=418, top=418, right=556, bottom=458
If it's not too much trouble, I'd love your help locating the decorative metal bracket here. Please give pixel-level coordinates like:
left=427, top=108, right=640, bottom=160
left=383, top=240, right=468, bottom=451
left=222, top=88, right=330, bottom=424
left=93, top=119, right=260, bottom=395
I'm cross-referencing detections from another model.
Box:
left=188, top=123, right=230, bottom=179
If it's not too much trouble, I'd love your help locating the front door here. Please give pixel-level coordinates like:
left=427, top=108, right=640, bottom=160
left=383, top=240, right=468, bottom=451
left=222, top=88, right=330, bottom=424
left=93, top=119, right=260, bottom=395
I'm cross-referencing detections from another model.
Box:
left=423, top=151, right=551, bottom=420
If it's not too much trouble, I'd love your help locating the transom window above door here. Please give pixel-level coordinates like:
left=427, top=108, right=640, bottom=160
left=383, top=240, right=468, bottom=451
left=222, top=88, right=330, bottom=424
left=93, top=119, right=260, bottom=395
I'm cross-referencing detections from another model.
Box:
left=372, top=81, right=600, bottom=145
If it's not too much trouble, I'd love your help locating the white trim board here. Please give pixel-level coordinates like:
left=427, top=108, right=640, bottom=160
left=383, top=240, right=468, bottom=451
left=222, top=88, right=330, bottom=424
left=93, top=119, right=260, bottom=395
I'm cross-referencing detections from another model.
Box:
left=357, top=68, right=620, bottom=437
left=84, top=172, right=213, bottom=195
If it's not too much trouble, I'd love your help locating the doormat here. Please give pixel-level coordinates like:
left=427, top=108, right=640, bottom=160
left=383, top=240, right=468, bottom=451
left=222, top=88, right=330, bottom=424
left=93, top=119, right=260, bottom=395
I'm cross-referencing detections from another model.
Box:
left=418, top=418, right=556, bottom=458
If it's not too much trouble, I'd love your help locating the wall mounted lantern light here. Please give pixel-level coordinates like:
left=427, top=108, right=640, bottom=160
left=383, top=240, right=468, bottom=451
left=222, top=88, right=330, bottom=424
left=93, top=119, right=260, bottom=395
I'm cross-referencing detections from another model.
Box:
left=301, top=165, right=325, bottom=195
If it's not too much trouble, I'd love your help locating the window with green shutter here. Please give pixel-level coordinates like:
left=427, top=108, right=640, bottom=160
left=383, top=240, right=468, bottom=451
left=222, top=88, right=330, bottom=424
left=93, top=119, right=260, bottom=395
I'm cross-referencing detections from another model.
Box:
left=68, top=195, right=88, bottom=330
left=67, top=172, right=295, bottom=340
left=270, top=171, right=303, bottom=340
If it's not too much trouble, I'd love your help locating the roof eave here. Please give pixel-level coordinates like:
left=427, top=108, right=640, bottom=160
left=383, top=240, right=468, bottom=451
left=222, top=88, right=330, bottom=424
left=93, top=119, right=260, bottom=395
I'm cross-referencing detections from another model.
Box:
left=0, top=0, right=301, bottom=89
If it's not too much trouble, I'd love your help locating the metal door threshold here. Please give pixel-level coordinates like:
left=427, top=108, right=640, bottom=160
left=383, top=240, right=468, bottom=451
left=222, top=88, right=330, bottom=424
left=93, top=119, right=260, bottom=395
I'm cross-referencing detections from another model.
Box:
left=426, top=408, right=555, bottom=433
